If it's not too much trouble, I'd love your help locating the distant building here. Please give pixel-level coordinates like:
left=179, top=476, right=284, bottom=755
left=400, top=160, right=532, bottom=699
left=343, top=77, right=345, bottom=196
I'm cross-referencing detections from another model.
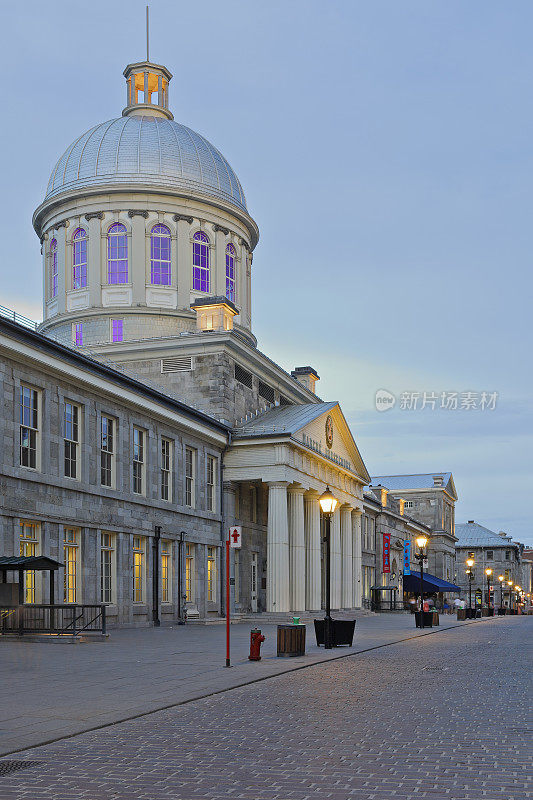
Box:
left=455, top=521, right=524, bottom=606
left=369, top=473, right=458, bottom=583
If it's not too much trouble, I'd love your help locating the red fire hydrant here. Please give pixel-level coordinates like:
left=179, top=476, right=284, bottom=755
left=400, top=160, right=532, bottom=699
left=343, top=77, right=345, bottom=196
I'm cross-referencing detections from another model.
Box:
left=248, top=628, right=265, bottom=661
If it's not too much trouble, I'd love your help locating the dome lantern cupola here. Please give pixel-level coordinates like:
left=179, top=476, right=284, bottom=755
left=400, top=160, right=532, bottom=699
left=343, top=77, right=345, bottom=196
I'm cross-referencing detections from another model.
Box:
left=123, top=61, right=173, bottom=120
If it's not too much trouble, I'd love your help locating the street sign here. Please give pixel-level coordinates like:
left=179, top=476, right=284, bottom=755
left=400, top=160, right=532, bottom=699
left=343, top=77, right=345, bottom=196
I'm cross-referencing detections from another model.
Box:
left=229, top=526, right=242, bottom=548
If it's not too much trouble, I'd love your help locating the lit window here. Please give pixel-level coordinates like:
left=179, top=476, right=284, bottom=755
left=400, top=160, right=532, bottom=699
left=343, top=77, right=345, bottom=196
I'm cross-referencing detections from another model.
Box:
left=107, top=223, right=128, bottom=284
left=63, top=528, right=79, bottom=603
left=20, top=386, right=39, bottom=469
left=161, top=438, right=172, bottom=501
left=185, top=447, right=196, bottom=507
left=72, top=228, right=88, bottom=289
left=133, top=428, right=145, bottom=495
left=225, top=243, right=236, bottom=302
left=207, top=546, right=217, bottom=602
left=207, top=455, right=217, bottom=512
left=192, top=231, right=209, bottom=292
left=74, top=322, right=83, bottom=346
left=111, top=319, right=123, bottom=343
left=49, top=238, right=58, bottom=299
left=132, top=536, right=145, bottom=602
left=100, top=532, right=116, bottom=604
left=161, top=540, right=172, bottom=603
left=20, top=522, right=40, bottom=603
left=185, top=543, right=195, bottom=602
left=150, top=224, right=171, bottom=285
left=64, top=402, right=80, bottom=479
left=100, top=416, right=115, bottom=487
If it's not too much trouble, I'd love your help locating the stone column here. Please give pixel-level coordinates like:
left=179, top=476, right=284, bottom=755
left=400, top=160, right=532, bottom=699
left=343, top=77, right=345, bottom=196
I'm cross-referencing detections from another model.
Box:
left=176, top=219, right=192, bottom=310
left=341, top=505, right=354, bottom=608
left=267, top=481, right=289, bottom=613
left=288, top=485, right=306, bottom=611
left=130, top=214, right=146, bottom=305
left=331, top=507, right=341, bottom=610
left=352, top=509, right=363, bottom=608
left=304, top=491, right=321, bottom=611
left=87, top=214, right=103, bottom=309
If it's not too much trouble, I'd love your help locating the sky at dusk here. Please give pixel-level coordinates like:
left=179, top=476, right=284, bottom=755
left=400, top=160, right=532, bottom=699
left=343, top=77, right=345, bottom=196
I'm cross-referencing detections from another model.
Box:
left=0, top=1, right=531, bottom=544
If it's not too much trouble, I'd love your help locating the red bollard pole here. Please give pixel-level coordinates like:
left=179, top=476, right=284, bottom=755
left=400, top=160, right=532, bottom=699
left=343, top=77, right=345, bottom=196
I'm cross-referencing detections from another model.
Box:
left=225, top=537, right=231, bottom=667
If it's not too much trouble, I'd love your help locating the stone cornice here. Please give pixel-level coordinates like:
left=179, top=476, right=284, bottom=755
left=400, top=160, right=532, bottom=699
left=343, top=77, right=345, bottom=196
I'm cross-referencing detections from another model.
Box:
left=128, top=209, right=149, bottom=218
left=84, top=211, right=104, bottom=221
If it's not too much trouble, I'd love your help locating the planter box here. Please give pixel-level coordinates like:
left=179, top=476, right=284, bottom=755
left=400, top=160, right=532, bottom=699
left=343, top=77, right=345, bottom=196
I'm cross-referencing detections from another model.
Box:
left=456, top=609, right=466, bottom=621
left=415, top=611, right=434, bottom=628
left=277, top=624, right=306, bottom=657
left=314, top=619, right=356, bottom=647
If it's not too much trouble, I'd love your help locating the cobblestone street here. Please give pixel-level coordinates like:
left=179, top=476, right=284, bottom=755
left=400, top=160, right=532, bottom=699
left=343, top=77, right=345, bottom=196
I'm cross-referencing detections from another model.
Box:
left=0, top=616, right=530, bottom=799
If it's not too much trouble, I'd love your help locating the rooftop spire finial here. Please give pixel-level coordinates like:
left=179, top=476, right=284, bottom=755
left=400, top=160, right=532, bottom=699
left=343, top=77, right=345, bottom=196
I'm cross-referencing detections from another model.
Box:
left=146, top=5, right=149, bottom=63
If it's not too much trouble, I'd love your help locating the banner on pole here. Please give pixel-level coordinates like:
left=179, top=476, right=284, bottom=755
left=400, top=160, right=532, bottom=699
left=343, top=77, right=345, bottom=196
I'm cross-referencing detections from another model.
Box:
left=403, top=540, right=411, bottom=576
left=383, top=532, right=391, bottom=573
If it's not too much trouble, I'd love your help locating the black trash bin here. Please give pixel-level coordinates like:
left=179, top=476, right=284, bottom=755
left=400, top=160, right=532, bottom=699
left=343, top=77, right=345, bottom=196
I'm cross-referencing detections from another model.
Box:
left=314, top=619, right=356, bottom=647
left=414, top=611, right=433, bottom=628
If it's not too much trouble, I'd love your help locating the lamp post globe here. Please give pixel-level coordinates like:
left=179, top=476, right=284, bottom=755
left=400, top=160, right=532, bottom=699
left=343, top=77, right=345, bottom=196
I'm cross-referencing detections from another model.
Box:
left=466, top=558, right=475, bottom=616
left=318, top=486, right=338, bottom=650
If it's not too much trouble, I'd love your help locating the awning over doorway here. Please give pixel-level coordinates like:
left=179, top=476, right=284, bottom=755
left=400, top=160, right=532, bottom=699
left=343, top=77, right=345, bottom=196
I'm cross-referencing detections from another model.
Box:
left=402, top=570, right=460, bottom=593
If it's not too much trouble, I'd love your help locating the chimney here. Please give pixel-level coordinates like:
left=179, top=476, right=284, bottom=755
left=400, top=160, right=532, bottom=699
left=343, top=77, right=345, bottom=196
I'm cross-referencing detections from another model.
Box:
left=291, top=366, right=320, bottom=394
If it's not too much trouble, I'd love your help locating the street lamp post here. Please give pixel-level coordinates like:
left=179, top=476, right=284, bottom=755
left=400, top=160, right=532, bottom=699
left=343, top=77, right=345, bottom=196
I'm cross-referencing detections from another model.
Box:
left=515, top=586, right=521, bottom=613
left=498, top=575, right=504, bottom=613
left=414, top=536, right=428, bottom=628
left=466, top=558, right=475, bottom=617
left=507, top=580, right=513, bottom=612
left=485, top=568, right=492, bottom=613
left=318, top=486, right=338, bottom=650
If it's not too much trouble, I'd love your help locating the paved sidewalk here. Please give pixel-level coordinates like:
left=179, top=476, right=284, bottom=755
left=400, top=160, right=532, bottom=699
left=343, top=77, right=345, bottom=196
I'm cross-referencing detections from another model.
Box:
left=0, top=612, right=497, bottom=755
left=0, top=616, right=529, bottom=800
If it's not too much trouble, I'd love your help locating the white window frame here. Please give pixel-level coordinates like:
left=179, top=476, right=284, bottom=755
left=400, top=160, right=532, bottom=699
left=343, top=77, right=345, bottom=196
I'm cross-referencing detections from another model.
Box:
left=132, top=536, right=145, bottom=603
left=185, top=447, right=196, bottom=508
left=161, top=540, right=172, bottom=604
left=63, top=527, right=80, bottom=603
left=19, top=385, right=41, bottom=471
left=161, top=437, right=173, bottom=502
left=133, top=427, right=146, bottom=495
left=206, top=455, right=217, bottom=512
left=100, top=532, right=116, bottom=604
left=100, top=415, right=116, bottom=488
left=64, top=401, right=81, bottom=480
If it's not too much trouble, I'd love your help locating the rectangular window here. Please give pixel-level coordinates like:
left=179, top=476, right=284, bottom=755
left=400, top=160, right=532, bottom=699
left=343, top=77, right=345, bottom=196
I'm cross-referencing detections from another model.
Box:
left=100, top=416, right=115, bottom=488
left=206, top=455, right=217, bottom=512
left=64, top=402, right=80, bottom=479
left=161, top=540, right=172, bottom=603
left=132, top=536, right=145, bottom=602
left=100, top=532, right=116, bottom=604
left=111, top=319, right=123, bottom=343
left=234, top=549, right=240, bottom=604
left=185, top=447, right=196, bottom=507
left=20, top=385, right=39, bottom=469
left=74, top=322, right=83, bottom=347
left=63, top=527, right=79, bottom=603
left=486, top=550, right=493, bottom=560
left=20, top=522, right=40, bottom=603
left=161, top=438, right=172, bottom=501
left=185, top=543, right=195, bottom=602
left=505, top=550, right=510, bottom=561
left=250, top=486, right=257, bottom=524
left=207, top=546, right=217, bottom=603
left=133, top=428, right=145, bottom=495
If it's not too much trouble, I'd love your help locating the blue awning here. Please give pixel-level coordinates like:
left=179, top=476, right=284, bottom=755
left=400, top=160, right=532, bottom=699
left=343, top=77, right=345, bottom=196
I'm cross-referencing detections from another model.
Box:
left=403, top=570, right=460, bottom=593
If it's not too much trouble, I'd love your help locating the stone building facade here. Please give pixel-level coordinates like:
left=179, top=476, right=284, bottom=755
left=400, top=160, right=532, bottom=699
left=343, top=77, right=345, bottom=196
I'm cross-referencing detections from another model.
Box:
left=0, top=315, right=228, bottom=626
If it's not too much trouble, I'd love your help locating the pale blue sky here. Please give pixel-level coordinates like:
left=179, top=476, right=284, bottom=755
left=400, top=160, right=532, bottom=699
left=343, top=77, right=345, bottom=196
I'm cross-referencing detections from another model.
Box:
left=1, top=1, right=531, bottom=543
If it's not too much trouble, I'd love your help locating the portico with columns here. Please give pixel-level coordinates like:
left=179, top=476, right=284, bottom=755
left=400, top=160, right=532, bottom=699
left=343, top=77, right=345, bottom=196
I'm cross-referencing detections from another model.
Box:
left=224, top=402, right=370, bottom=614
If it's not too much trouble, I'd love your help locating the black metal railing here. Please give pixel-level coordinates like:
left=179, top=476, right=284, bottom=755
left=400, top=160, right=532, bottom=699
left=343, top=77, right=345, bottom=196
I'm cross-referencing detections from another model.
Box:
left=0, top=604, right=106, bottom=635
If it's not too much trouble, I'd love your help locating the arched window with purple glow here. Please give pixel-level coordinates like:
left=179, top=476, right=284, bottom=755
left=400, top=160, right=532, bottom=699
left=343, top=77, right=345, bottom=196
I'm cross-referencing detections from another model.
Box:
left=107, top=223, right=128, bottom=284
left=225, top=243, right=236, bottom=303
left=150, top=224, right=171, bottom=285
left=49, top=238, right=58, bottom=299
left=72, top=228, right=88, bottom=290
left=192, top=231, right=210, bottom=292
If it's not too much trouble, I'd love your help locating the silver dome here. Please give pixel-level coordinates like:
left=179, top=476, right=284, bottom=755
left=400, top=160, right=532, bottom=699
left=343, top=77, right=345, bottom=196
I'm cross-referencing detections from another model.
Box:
left=45, top=116, right=247, bottom=212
